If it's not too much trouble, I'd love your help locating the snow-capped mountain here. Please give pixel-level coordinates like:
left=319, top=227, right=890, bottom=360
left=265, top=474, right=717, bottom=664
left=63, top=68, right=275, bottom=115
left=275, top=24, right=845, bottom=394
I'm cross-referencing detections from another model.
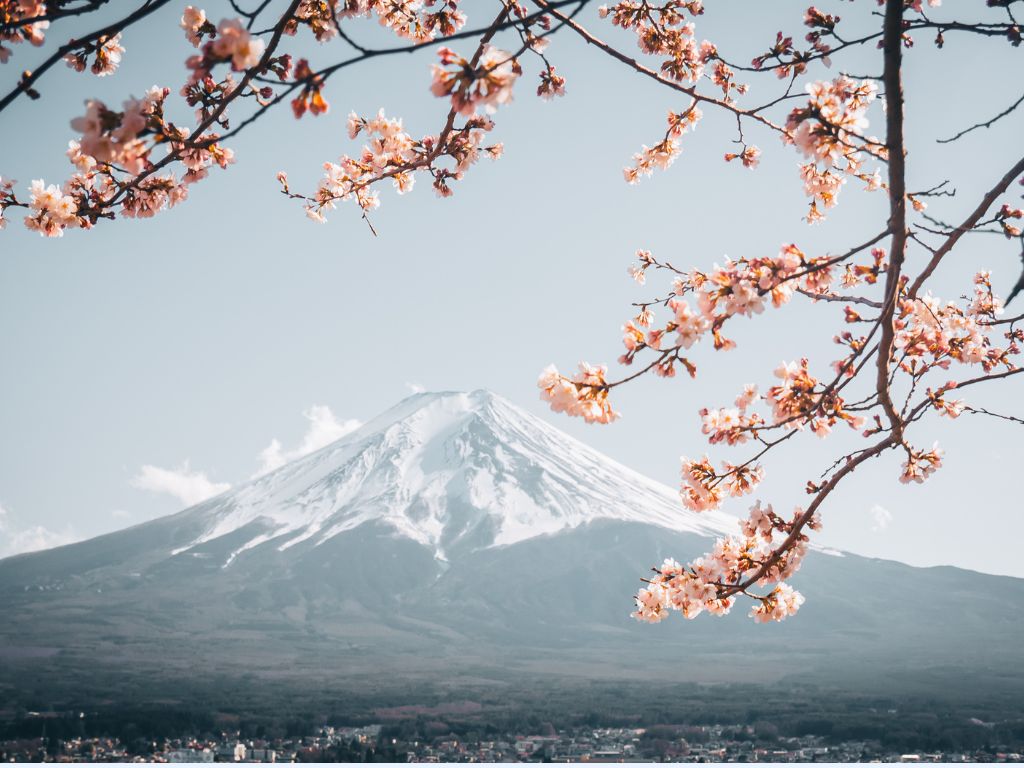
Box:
left=1, top=390, right=1022, bottom=705
left=174, top=389, right=737, bottom=566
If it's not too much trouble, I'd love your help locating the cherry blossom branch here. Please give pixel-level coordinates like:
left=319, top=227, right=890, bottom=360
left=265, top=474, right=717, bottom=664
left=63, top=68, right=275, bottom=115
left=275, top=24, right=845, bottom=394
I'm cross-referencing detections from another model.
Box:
left=906, top=155, right=1024, bottom=298
left=937, top=90, right=1024, bottom=144
left=0, top=0, right=174, bottom=112
left=0, top=0, right=110, bottom=33
left=715, top=301, right=1016, bottom=604
left=230, top=2, right=581, bottom=144
left=913, top=18, right=1023, bottom=40
left=531, top=0, right=785, bottom=136
left=796, top=288, right=883, bottom=308
left=986, top=311, right=1024, bottom=326
left=784, top=230, right=891, bottom=286
left=963, top=405, right=1024, bottom=426
left=723, top=432, right=898, bottom=599
left=102, top=0, right=304, bottom=210
left=532, top=0, right=1024, bottom=626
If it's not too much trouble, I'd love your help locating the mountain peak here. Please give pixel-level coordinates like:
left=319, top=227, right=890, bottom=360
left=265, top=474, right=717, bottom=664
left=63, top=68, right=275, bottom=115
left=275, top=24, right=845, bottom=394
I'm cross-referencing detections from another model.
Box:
left=377, top=387, right=511, bottom=418
left=168, top=390, right=739, bottom=565
left=345, top=389, right=509, bottom=441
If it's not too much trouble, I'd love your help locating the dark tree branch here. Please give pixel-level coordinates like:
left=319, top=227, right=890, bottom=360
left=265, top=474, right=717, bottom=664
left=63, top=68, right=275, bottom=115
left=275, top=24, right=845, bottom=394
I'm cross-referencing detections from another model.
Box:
left=0, top=0, right=174, bottom=113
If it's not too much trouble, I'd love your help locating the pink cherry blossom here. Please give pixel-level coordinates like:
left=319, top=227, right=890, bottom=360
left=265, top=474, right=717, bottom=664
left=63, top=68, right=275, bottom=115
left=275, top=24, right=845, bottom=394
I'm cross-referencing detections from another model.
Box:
left=430, top=45, right=520, bottom=116
left=181, top=6, right=208, bottom=48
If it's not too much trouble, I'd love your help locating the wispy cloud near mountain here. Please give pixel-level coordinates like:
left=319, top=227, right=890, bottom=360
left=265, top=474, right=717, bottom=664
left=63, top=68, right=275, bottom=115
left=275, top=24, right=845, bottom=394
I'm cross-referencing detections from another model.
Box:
left=0, top=502, right=77, bottom=557
left=130, top=462, right=231, bottom=507
left=870, top=503, right=893, bottom=532
left=129, top=404, right=362, bottom=505
left=253, top=405, right=361, bottom=477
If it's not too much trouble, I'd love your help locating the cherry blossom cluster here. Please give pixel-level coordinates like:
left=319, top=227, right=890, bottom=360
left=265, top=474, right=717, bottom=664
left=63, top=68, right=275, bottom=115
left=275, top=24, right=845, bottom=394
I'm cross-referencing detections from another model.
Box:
left=681, top=362, right=862, bottom=511
left=997, top=203, right=1023, bottom=239
left=899, top=443, right=943, bottom=485
left=699, top=393, right=790, bottom=452
left=749, top=583, right=805, bottom=623
left=290, top=105, right=503, bottom=220
left=287, top=0, right=346, bottom=43
left=331, top=0, right=467, bottom=43
left=840, top=246, right=887, bottom=290
left=72, top=90, right=169, bottom=172
left=678, top=455, right=763, bottom=512
left=286, top=32, right=525, bottom=222
left=303, top=109, right=417, bottom=215
left=2, top=3, right=325, bottom=236
left=631, top=557, right=730, bottom=623
left=699, top=397, right=762, bottom=447
left=785, top=76, right=883, bottom=222
left=616, top=242, right=856, bottom=367
left=767, top=358, right=863, bottom=436
left=537, top=363, right=619, bottom=424
left=749, top=10, right=840, bottom=80
left=633, top=501, right=815, bottom=624
left=185, top=16, right=265, bottom=84
left=291, top=58, right=329, bottom=118
left=21, top=178, right=83, bottom=236
left=0, top=175, right=14, bottom=228
left=623, top=105, right=701, bottom=184
left=0, top=0, right=47, bottom=64
left=430, top=44, right=521, bottom=116
left=180, top=23, right=288, bottom=131
left=598, top=1, right=725, bottom=89
left=2, top=84, right=239, bottom=236
left=724, top=145, right=761, bottom=168
left=595, top=0, right=762, bottom=187
left=536, top=65, right=566, bottom=99
left=180, top=5, right=212, bottom=47
left=63, top=33, right=124, bottom=77
left=925, top=387, right=965, bottom=420
left=893, top=272, right=1016, bottom=373
left=283, top=0, right=472, bottom=47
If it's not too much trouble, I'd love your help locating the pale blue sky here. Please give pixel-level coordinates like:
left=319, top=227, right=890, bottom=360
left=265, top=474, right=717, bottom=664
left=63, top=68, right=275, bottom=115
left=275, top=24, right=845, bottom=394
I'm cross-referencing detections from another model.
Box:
left=1, top=1, right=1022, bottom=575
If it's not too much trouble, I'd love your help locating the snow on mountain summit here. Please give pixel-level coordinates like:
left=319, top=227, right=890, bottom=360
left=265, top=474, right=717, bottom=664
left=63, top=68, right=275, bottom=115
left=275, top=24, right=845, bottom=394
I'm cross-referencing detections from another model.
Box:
left=173, top=390, right=739, bottom=564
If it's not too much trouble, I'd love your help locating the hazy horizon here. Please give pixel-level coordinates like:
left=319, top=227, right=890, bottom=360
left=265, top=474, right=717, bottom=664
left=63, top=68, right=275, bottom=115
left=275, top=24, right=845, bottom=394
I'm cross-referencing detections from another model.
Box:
left=0, top=384, right=1020, bottom=584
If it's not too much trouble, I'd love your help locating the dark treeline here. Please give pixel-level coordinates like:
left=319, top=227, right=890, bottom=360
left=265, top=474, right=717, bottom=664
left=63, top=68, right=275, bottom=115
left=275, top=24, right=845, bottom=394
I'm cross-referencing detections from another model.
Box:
left=3, top=678, right=1024, bottom=758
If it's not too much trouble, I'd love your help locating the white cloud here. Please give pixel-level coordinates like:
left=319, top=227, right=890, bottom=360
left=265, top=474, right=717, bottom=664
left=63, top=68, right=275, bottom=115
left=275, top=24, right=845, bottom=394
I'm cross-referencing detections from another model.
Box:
left=870, top=503, right=893, bottom=532
left=0, top=502, right=78, bottom=558
left=130, top=461, right=231, bottom=507
left=254, top=405, right=361, bottom=477
left=406, top=382, right=426, bottom=394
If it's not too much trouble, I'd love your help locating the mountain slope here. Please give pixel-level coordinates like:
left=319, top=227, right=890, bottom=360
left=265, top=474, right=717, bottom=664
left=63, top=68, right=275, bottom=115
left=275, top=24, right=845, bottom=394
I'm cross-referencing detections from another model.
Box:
left=1, top=390, right=1022, bottom=706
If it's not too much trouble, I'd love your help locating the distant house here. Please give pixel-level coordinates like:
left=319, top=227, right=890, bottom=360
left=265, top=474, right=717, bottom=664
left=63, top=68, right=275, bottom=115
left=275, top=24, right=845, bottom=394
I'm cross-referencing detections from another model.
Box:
left=215, top=742, right=247, bottom=762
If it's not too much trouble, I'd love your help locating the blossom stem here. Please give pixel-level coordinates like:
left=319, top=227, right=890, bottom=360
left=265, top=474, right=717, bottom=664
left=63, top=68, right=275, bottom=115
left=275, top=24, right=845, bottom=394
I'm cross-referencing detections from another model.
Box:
left=906, top=155, right=1024, bottom=298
